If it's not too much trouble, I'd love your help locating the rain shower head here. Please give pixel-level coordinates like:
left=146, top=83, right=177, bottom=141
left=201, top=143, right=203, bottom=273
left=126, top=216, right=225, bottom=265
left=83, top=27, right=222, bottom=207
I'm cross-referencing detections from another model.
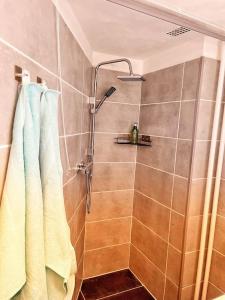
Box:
left=117, top=74, right=145, bottom=81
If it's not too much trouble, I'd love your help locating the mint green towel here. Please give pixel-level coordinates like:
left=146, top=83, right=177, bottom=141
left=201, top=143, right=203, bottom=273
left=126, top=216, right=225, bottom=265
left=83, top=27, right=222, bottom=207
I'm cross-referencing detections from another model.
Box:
left=0, top=83, right=47, bottom=299
left=0, top=84, right=76, bottom=300
left=40, top=89, right=76, bottom=299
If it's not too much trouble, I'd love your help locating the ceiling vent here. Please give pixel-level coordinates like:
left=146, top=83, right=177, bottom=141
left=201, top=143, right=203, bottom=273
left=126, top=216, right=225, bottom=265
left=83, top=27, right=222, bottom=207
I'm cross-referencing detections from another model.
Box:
left=166, top=26, right=191, bottom=37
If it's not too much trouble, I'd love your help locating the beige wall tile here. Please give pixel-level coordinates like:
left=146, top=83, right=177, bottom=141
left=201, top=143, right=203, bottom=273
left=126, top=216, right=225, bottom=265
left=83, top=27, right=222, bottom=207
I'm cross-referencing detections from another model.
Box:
left=86, top=190, right=133, bottom=222
left=172, top=176, right=188, bottom=215
left=142, top=64, right=183, bottom=103
left=94, top=133, right=137, bottom=163
left=139, top=103, right=180, bottom=137
left=96, top=69, right=142, bottom=104
left=130, top=245, right=165, bottom=300
left=182, top=58, right=201, bottom=100
left=95, top=102, right=139, bottom=133
left=84, top=244, right=129, bottom=278
left=135, top=163, right=173, bottom=208
left=133, top=191, right=170, bottom=240
left=83, top=55, right=93, bottom=97
left=85, top=217, right=131, bottom=250
left=131, top=218, right=167, bottom=272
left=189, top=179, right=207, bottom=216
left=92, top=162, right=135, bottom=192
left=0, top=0, right=58, bottom=72
left=192, top=141, right=212, bottom=179
left=169, top=212, right=185, bottom=251
left=137, top=136, right=176, bottom=173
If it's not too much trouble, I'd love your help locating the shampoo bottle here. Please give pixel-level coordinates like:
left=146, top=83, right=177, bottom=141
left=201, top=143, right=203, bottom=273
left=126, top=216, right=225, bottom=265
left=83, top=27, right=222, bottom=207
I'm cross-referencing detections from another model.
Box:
left=130, top=122, right=139, bottom=144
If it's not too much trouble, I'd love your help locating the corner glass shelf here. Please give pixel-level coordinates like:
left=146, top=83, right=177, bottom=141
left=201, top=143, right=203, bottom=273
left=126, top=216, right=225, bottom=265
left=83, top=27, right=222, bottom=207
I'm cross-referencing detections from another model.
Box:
left=114, top=135, right=152, bottom=147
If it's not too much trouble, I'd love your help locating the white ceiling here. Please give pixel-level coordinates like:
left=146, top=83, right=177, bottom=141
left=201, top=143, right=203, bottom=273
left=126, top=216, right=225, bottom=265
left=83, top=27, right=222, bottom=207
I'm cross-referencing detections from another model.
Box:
left=68, top=0, right=203, bottom=60
left=153, top=0, right=225, bottom=29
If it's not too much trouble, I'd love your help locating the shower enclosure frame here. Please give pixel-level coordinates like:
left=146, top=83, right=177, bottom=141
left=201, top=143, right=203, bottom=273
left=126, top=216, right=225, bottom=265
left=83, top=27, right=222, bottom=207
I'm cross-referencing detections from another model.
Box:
left=103, top=1, right=225, bottom=299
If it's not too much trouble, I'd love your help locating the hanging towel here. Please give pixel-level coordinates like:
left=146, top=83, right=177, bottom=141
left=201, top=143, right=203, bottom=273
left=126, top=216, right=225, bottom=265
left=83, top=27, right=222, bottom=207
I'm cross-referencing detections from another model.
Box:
left=39, top=89, right=77, bottom=300
left=0, top=83, right=48, bottom=300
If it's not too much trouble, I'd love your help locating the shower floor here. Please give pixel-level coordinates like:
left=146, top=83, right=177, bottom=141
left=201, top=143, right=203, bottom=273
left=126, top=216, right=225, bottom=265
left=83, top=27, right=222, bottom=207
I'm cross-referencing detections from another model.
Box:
left=78, top=269, right=154, bottom=299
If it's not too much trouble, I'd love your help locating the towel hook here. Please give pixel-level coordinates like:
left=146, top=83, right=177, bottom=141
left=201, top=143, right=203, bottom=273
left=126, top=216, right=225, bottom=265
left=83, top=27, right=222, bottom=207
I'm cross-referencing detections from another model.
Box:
left=15, top=65, right=30, bottom=84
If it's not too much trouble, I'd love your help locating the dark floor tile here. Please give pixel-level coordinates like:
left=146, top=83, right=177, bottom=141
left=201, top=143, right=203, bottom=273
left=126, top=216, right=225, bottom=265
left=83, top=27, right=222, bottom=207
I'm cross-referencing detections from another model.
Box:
left=78, top=292, right=85, bottom=300
left=81, top=269, right=142, bottom=300
left=103, top=287, right=154, bottom=300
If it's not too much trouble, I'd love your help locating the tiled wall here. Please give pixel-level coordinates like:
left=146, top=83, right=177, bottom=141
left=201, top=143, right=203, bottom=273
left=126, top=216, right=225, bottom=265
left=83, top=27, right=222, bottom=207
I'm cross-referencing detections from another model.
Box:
left=83, top=68, right=142, bottom=278
left=130, top=59, right=202, bottom=300
left=180, top=57, right=220, bottom=299
left=0, top=1, right=92, bottom=299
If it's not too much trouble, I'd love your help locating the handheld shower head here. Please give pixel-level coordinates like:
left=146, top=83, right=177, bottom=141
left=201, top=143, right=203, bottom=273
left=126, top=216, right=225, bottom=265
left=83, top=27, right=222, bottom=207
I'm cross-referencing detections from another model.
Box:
left=95, top=86, right=117, bottom=113
left=105, top=86, right=116, bottom=97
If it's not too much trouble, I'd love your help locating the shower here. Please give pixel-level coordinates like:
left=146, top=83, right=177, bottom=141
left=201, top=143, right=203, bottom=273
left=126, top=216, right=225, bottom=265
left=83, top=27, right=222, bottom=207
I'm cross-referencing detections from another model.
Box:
left=78, top=58, right=144, bottom=213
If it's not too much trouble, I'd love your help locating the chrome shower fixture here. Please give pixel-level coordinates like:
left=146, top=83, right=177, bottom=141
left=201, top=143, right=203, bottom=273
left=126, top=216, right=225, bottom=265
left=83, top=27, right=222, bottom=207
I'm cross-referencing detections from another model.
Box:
left=95, top=86, right=116, bottom=113
left=117, top=74, right=144, bottom=81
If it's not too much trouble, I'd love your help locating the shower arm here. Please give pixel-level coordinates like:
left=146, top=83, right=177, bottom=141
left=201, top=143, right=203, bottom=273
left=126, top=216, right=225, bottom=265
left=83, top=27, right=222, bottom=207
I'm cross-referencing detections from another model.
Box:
left=92, top=58, right=134, bottom=111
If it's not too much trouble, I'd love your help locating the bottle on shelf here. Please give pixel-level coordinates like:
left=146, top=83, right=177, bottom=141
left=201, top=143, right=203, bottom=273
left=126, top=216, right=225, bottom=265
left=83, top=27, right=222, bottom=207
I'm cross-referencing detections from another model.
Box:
left=130, top=122, right=139, bottom=144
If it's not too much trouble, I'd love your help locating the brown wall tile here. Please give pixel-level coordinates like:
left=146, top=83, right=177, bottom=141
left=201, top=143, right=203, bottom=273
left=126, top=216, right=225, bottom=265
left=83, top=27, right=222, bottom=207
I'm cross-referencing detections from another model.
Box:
left=95, top=102, right=139, bottom=133
left=0, top=0, right=58, bottom=73
left=139, top=103, right=180, bottom=137
left=178, top=101, right=196, bottom=139
left=66, top=135, right=81, bottom=169
left=169, top=212, right=185, bottom=251
left=182, top=58, right=201, bottom=100
left=62, top=83, right=83, bottom=135
left=130, top=245, right=165, bottom=300
left=165, top=279, right=178, bottom=300
left=207, top=282, right=223, bottom=300
left=200, top=58, right=219, bottom=100
left=182, top=251, right=199, bottom=287
left=85, top=217, right=131, bottom=250
left=94, top=133, right=136, bottom=162
left=133, top=191, right=170, bottom=240
left=59, top=17, right=85, bottom=91
left=86, top=190, right=133, bottom=222
left=175, top=140, right=192, bottom=178
left=84, top=244, right=129, bottom=278
left=92, top=162, right=135, bottom=192
left=131, top=218, right=167, bottom=272
left=214, top=215, right=225, bottom=255
left=137, top=136, right=176, bottom=173
left=135, top=163, right=173, bottom=208
left=75, top=228, right=85, bottom=266
left=142, top=64, right=183, bottom=103
left=172, top=176, right=188, bottom=215
left=166, top=245, right=182, bottom=285
left=97, top=69, right=141, bottom=104
left=209, top=250, right=225, bottom=293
